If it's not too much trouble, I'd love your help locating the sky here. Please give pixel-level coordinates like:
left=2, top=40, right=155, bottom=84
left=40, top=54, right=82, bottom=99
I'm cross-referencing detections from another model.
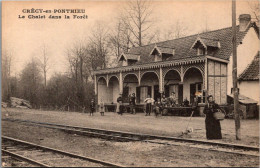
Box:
left=2, top=0, right=258, bottom=78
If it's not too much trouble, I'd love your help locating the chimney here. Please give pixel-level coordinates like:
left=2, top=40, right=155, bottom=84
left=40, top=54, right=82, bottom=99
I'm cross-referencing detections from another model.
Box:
left=239, top=14, right=251, bottom=31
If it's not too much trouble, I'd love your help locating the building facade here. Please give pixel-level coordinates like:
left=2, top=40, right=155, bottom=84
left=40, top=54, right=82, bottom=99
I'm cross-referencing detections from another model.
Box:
left=93, top=14, right=259, bottom=106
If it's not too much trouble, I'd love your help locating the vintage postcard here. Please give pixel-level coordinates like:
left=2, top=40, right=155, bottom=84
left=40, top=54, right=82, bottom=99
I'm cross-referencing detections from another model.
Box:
left=2, top=0, right=259, bottom=167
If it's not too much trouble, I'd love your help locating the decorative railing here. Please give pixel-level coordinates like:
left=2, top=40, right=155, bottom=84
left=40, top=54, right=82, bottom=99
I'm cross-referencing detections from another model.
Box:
left=93, top=55, right=206, bottom=75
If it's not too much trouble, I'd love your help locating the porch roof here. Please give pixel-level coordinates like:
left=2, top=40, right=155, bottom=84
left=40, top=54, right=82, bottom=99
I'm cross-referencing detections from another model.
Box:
left=93, top=55, right=206, bottom=75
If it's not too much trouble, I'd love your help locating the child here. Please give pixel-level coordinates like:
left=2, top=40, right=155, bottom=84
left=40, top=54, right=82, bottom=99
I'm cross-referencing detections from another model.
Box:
left=90, top=99, right=95, bottom=116
left=100, top=99, right=105, bottom=116
left=154, top=98, right=162, bottom=117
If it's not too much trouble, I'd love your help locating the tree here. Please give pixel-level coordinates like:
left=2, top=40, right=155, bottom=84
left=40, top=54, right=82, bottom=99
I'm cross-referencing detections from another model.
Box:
left=37, top=44, right=51, bottom=88
left=87, top=22, right=110, bottom=69
left=45, top=73, right=75, bottom=109
left=121, top=0, right=155, bottom=46
left=66, top=39, right=88, bottom=108
left=162, top=20, right=188, bottom=41
left=19, top=57, right=43, bottom=107
left=248, top=1, right=260, bottom=26
left=2, top=49, right=13, bottom=101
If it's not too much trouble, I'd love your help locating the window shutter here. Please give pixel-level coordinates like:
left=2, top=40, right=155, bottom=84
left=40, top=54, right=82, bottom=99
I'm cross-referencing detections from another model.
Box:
left=148, top=86, right=152, bottom=97
left=136, top=87, right=140, bottom=103
left=164, top=85, right=169, bottom=97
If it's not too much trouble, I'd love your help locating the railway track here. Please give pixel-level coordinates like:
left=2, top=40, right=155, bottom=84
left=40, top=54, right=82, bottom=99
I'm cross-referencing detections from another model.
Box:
left=2, top=136, right=125, bottom=167
left=3, top=118, right=259, bottom=157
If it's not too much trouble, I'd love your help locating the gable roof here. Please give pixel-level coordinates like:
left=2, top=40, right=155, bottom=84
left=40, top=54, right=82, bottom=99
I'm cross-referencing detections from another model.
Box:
left=150, top=44, right=175, bottom=56
left=239, top=52, right=259, bottom=81
left=191, top=37, right=220, bottom=49
left=125, top=23, right=257, bottom=65
left=118, top=53, right=140, bottom=61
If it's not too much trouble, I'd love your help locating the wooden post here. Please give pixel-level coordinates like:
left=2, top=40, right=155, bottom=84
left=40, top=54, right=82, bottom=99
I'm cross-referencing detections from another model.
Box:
left=159, top=67, right=163, bottom=93
left=119, top=72, right=123, bottom=94
left=232, top=0, right=241, bottom=140
left=94, top=75, right=97, bottom=95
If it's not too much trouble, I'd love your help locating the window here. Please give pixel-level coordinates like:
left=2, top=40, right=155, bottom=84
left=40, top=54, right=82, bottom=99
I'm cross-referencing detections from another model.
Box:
left=128, top=60, right=137, bottom=66
left=122, top=60, right=127, bottom=66
left=139, top=86, right=151, bottom=103
left=154, top=54, right=162, bottom=62
left=191, top=82, right=205, bottom=103
left=197, top=47, right=206, bottom=55
left=196, top=83, right=205, bottom=103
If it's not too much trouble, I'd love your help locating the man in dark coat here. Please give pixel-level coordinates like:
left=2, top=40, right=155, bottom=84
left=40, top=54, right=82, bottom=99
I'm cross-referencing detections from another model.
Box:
left=130, top=93, right=136, bottom=114
left=203, top=95, right=222, bottom=139
left=90, top=99, right=95, bottom=116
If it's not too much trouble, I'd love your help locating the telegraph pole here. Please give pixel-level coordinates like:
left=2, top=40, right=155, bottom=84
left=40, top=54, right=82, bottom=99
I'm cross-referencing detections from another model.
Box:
left=232, top=0, right=241, bottom=140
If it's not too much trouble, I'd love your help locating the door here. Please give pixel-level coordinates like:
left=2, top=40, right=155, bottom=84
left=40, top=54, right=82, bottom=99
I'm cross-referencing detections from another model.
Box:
left=136, top=87, right=140, bottom=103
left=122, top=86, right=129, bottom=103
left=154, top=85, right=160, bottom=101
left=140, top=86, right=152, bottom=103
left=164, top=85, right=169, bottom=97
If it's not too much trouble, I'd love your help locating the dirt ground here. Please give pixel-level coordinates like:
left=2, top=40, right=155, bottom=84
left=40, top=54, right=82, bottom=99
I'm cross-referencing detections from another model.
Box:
left=2, top=108, right=259, bottom=146
left=2, top=120, right=259, bottom=167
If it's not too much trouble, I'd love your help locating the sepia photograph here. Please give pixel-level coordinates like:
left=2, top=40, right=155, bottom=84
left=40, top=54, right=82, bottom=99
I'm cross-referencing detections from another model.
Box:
left=1, top=0, right=260, bottom=167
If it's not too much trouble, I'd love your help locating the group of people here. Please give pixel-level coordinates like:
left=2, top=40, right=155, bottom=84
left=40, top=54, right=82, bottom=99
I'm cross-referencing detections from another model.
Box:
left=87, top=93, right=223, bottom=140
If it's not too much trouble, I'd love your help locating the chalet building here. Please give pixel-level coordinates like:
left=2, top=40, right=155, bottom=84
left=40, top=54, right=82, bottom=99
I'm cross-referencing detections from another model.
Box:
left=93, top=14, right=259, bottom=107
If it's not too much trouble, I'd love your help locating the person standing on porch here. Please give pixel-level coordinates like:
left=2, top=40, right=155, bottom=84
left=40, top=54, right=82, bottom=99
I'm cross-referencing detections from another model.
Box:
left=169, top=92, right=177, bottom=107
left=161, top=94, right=168, bottom=107
left=203, top=95, right=222, bottom=139
left=90, top=99, right=95, bottom=116
left=117, top=94, right=123, bottom=115
left=144, top=95, right=154, bottom=116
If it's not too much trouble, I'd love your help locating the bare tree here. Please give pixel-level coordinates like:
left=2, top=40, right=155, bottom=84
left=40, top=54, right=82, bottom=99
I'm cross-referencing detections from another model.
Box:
left=109, top=18, right=134, bottom=60
left=109, top=21, right=123, bottom=58
left=121, top=0, right=155, bottom=46
left=65, top=40, right=88, bottom=108
left=87, top=22, right=110, bottom=69
left=248, top=1, right=260, bottom=26
left=168, top=20, right=188, bottom=39
left=2, top=49, right=13, bottom=101
left=37, top=44, right=51, bottom=88
left=153, top=20, right=188, bottom=42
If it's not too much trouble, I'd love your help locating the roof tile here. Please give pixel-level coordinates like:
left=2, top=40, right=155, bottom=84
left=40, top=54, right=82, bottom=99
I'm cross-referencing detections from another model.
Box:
left=239, top=52, right=259, bottom=81
left=126, top=24, right=253, bottom=65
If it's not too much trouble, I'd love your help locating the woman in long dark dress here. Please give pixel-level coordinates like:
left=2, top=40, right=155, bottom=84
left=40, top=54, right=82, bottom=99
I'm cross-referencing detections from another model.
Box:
left=203, top=95, right=222, bottom=139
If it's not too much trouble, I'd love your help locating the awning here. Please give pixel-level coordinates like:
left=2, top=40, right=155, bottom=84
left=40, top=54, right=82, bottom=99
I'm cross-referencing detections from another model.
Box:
left=227, top=94, right=258, bottom=104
